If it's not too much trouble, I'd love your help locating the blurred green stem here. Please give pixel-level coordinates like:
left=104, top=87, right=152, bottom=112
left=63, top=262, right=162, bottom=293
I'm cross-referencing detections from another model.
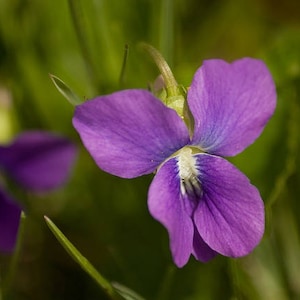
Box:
left=156, top=264, right=176, bottom=300
left=160, top=0, right=174, bottom=67
left=44, top=216, right=121, bottom=300
left=266, top=84, right=299, bottom=211
left=229, top=259, right=244, bottom=299
left=67, top=0, right=98, bottom=89
left=2, top=212, right=26, bottom=295
left=141, top=43, right=178, bottom=97
left=119, top=44, right=129, bottom=88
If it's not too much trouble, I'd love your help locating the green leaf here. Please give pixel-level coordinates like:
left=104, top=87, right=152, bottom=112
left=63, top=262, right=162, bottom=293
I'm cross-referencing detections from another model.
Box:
left=49, top=74, right=83, bottom=105
left=44, top=216, right=121, bottom=300
left=112, top=282, right=146, bottom=300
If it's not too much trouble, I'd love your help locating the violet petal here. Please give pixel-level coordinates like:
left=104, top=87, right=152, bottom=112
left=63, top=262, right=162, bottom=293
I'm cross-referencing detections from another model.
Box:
left=189, top=58, right=276, bottom=156
left=192, top=227, right=217, bottom=262
left=0, top=131, right=77, bottom=192
left=0, top=187, right=22, bottom=252
left=73, top=90, right=189, bottom=178
left=193, top=154, right=264, bottom=257
left=148, top=157, right=194, bottom=267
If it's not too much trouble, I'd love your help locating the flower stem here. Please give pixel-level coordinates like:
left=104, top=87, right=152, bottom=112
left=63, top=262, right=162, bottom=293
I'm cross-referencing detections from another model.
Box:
left=159, top=0, right=174, bottom=68
left=266, top=84, right=299, bottom=211
left=67, top=0, right=98, bottom=90
left=119, top=44, right=129, bottom=88
left=156, top=264, right=176, bottom=300
left=44, top=216, right=121, bottom=300
left=140, top=43, right=178, bottom=97
left=2, top=212, right=26, bottom=295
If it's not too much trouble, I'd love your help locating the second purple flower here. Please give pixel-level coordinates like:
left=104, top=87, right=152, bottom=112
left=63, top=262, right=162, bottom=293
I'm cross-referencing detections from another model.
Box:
left=73, top=58, right=276, bottom=267
left=0, top=131, right=77, bottom=252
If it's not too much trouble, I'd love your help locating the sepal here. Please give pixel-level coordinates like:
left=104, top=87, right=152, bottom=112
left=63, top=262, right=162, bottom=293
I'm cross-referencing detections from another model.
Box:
left=50, top=74, right=83, bottom=106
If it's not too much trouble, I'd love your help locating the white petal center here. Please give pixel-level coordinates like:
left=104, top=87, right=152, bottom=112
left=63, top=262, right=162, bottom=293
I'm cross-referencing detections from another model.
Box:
left=177, top=148, right=202, bottom=197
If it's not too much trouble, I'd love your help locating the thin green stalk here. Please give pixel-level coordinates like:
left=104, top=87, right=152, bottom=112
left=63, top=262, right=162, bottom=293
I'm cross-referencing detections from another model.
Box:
left=160, top=0, right=174, bottom=67
left=88, top=0, right=119, bottom=83
left=266, top=86, right=299, bottom=210
left=0, top=266, right=2, bottom=300
left=44, top=216, right=121, bottom=300
left=2, top=212, right=26, bottom=294
left=140, top=43, right=178, bottom=97
left=156, top=265, right=176, bottom=300
left=67, top=0, right=98, bottom=89
left=229, top=259, right=243, bottom=299
left=119, top=44, right=129, bottom=88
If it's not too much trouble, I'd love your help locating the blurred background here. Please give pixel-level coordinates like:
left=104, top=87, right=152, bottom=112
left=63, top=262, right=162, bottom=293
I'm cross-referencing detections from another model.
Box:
left=0, top=0, right=300, bottom=299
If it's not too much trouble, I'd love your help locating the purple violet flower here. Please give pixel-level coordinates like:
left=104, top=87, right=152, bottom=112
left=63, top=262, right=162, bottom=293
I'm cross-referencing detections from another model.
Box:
left=73, top=58, right=276, bottom=267
left=0, top=131, right=77, bottom=252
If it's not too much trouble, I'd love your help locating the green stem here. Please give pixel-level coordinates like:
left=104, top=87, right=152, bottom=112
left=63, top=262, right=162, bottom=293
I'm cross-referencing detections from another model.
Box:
left=44, top=216, right=121, bottom=300
left=229, top=259, right=243, bottom=299
left=140, top=43, right=178, bottom=97
left=156, top=265, right=176, bottom=300
left=0, top=266, right=2, bottom=300
left=160, top=0, right=174, bottom=67
left=266, top=85, right=299, bottom=210
left=67, top=0, right=98, bottom=89
left=2, top=212, right=26, bottom=294
left=119, top=44, right=129, bottom=88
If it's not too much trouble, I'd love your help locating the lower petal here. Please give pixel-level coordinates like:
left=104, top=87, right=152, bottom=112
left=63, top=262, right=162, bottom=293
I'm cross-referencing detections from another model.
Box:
left=0, top=131, right=77, bottom=192
left=0, top=187, right=22, bottom=252
left=193, top=227, right=217, bottom=262
left=148, top=157, right=194, bottom=267
left=193, top=154, right=264, bottom=257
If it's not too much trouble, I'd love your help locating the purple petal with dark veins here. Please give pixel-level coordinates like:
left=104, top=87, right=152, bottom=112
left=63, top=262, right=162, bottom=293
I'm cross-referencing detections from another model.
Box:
left=73, top=90, right=190, bottom=178
left=188, top=58, right=276, bottom=156
left=0, top=131, right=77, bottom=192
left=148, top=157, right=193, bottom=267
left=0, top=187, right=21, bottom=252
left=193, top=153, right=264, bottom=257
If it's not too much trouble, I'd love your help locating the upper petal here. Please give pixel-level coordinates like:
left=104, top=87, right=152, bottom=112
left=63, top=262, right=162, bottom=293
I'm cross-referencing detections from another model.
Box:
left=189, top=58, right=276, bottom=156
left=193, top=154, right=264, bottom=257
left=148, top=157, right=194, bottom=267
left=0, top=187, right=22, bottom=252
left=73, top=90, right=190, bottom=178
left=0, top=131, right=77, bottom=192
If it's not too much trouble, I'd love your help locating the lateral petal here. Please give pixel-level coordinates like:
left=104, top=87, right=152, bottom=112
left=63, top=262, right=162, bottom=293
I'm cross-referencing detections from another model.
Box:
left=148, top=157, right=194, bottom=267
left=73, top=90, right=190, bottom=178
left=193, top=154, right=264, bottom=257
left=189, top=58, right=276, bottom=156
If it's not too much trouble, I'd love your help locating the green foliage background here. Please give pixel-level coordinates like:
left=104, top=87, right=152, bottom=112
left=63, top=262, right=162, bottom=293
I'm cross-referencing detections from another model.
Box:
left=0, top=0, right=300, bottom=299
